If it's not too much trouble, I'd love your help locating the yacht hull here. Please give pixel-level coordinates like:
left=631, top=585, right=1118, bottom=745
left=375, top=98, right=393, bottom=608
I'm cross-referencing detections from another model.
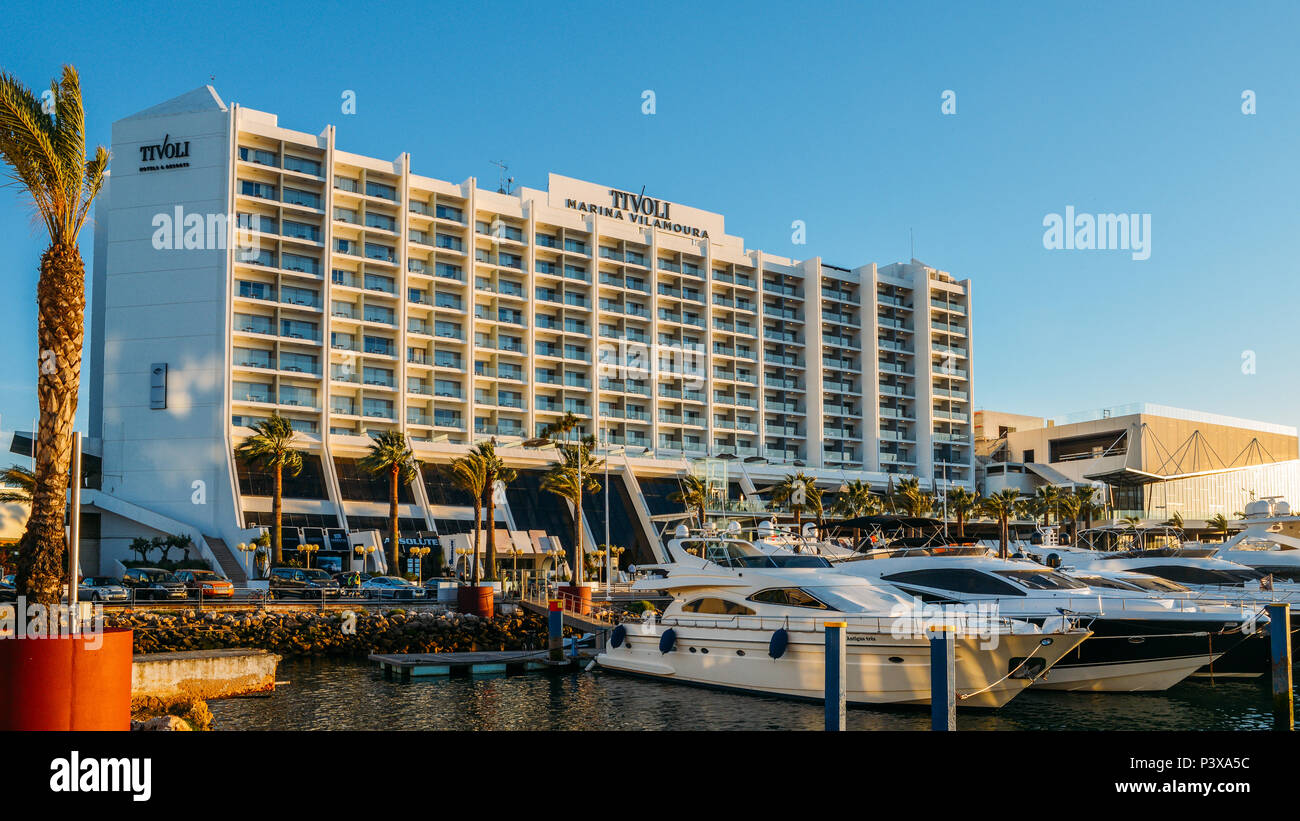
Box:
left=596, top=622, right=1089, bottom=709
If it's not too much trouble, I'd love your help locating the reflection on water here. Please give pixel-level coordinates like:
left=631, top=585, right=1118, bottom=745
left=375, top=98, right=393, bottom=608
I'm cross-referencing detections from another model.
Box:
left=209, top=658, right=1277, bottom=731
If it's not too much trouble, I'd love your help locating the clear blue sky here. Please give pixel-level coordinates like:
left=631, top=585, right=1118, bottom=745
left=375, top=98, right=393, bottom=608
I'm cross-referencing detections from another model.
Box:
left=2, top=0, right=1298, bottom=439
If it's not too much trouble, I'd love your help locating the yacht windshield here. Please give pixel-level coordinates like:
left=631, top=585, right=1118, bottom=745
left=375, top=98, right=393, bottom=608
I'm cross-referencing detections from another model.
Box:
left=994, top=570, right=1088, bottom=590
left=1112, top=575, right=1191, bottom=593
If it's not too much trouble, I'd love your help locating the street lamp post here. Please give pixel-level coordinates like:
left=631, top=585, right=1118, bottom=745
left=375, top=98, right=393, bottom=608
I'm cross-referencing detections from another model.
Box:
left=409, top=545, right=431, bottom=585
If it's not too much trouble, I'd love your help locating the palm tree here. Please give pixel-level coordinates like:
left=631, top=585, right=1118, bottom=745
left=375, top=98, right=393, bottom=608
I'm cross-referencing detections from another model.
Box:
left=359, top=430, right=420, bottom=575
left=0, top=464, right=35, bottom=503
left=669, top=474, right=710, bottom=526
left=946, top=487, right=979, bottom=538
left=1032, top=485, right=1060, bottom=528
left=541, top=440, right=602, bottom=584
left=448, top=450, right=487, bottom=584
left=1122, top=515, right=1142, bottom=528
left=772, top=473, right=816, bottom=529
left=1056, top=492, right=1081, bottom=543
left=893, top=476, right=932, bottom=518
left=0, top=66, right=109, bottom=604
left=1074, top=485, right=1099, bottom=531
left=980, top=489, right=1021, bottom=559
left=234, top=414, right=303, bottom=565
left=1164, top=511, right=1184, bottom=530
left=1205, top=513, right=1231, bottom=541
left=475, top=440, right=517, bottom=580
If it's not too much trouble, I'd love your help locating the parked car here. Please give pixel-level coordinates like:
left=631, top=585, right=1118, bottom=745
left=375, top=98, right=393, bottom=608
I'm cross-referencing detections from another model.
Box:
left=0, top=574, right=15, bottom=602
left=268, top=567, right=342, bottom=600
left=361, top=576, right=426, bottom=600
left=121, top=568, right=188, bottom=600
left=173, top=569, right=235, bottom=599
left=78, top=576, right=129, bottom=602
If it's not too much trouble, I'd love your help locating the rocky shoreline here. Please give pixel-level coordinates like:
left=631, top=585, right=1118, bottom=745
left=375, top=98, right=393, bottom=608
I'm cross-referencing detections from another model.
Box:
left=107, top=608, right=562, bottom=658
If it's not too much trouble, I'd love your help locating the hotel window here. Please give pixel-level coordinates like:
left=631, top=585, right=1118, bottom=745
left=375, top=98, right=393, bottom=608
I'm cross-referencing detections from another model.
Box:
left=536, top=232, right=557, bottom=248
left=234, top=347, right=272, bottom=369
left=564, top=238, right=588, bottom=254
left=498, top=252, right=523, bottom=270
left=235, top=314, right=274, bottom=335
left=407, top=258, right=427, bottom=274
left=233, top=381, right=273, bottom=403
left=625, top=251, right=645, bottom=266
left=535, top=260, right=557, bottom=275
left=334, top=206, right=359, bottom=224
left=365, top=242, right=395, bottom=262
left=334, top=176, right=359, bottom=193
left=330, top=363, right=359, bottom=383
left=408, top=287, right=428, bottom=304
left=434, top=410, right=462, bottom=428
left=240, top=180, right=276, bottom=200
left=365, top=181, right=397, bottom=201
left=363, top=366, right=394, bottom=387
left=280, top=319, right=318, bottom=341
left=498, top=364, right=522, bottom=381
left=435, top=293, right=463, bottom=310
left=363, top=398, right=394, bottom=419
left=238, top=146, right=278, bottom=167
left=563, top=264, right=587, bottom=281
left=363, top=305, right=395, bottom=325
left=435, top=234, right=463, bottom=251
left=282, top=220, right=321, bottom=242
left=281, top=253, right=320, bottom=274
left=434, top=320, right=462, bottom=339
left=435, top=262, right=463, bottom=281
left=279, top=352, right=318, bottom=374
left=409, top=230, right=428, bottom=245
left=331, top=269, right=358, bottom=288
left=238, top=280, right=274, bottom=301
left=283, top=188, right=321, bottom=209
left=332, top=397, right=357, bottom=415
left=364, top=273, right=395, bottom=293
left=365, top=213, right=397, bottom=232
left=237, top=213, right=277, bottom=234
left=363, top=335, right=394, bottom=356
left=435, top=204, right=462, bottom=221
left=283, top=155, right=322, bottom=176
left=281, top=285, right=318, bottom=307
left=434, top=351, right=462, bottom=369
left=434, top=379, right=461, bottom=398
left=330, top=332, right=357, bottom=351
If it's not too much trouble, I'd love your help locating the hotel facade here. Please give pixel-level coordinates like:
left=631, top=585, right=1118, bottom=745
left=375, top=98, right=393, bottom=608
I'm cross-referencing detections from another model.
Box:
left=83, top=86, right=975, bottom=578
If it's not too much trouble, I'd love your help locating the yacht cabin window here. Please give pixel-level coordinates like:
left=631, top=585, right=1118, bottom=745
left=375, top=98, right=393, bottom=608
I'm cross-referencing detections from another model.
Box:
left=880, top=569, right=1024, bottom=597
left=748, top=588, right=832, bottom=610
left=993, top=570, right=1088, bottom=590
left=681, top=597, right=756, bottom=615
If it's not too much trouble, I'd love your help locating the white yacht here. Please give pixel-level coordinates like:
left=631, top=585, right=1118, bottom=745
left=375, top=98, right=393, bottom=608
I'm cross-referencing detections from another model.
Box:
left=595, top=526, right=1091, bottom=709
left=834, top=551, right=1261, bottom=691
left=1191, top=498, right=1300, bottom=581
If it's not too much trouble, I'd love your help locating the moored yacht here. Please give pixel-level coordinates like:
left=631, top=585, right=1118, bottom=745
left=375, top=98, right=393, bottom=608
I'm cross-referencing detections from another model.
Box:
left=595, top=526, right=1091, bottom=709
left=833, top=551, right=1261, bottom=692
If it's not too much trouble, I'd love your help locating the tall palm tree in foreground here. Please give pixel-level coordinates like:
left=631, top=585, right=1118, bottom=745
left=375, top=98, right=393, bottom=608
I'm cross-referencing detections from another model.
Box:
left=475, top=439, right=516, bottom=580
left=0, top=66, right=109, bottom=604
left=234, top=414, right=303, bottom=565
left=669, top=473, right=710, bottom=526
left=541, top=440, right=602, bottom=584
left=0, top=464, right=35, bottom=503
left=980, top=488, right=1021, bottom=559
left=360, top=430, right=420, bottom=575
left=448, top=450, right=487, bottom=585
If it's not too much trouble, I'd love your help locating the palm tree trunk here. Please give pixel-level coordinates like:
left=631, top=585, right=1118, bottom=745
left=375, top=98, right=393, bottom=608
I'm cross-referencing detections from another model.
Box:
left=15, top=243, right=85, bottom=605
left=388, top=465, right=400, bottom=575
left=471, top=500, right=482, bottom=586
left=485, top=485, right=498, bottom=580
left=273, top=463, right=283, bottom=564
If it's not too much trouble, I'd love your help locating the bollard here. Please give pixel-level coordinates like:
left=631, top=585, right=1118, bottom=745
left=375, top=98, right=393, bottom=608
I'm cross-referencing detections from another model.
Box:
left=548, top=599, right=563, bottom=662
left=930, top=625, right=956, bottom=731
left=1267, top=603, right=1293, bottom=730
left=825, top=621, right=847, bottom=731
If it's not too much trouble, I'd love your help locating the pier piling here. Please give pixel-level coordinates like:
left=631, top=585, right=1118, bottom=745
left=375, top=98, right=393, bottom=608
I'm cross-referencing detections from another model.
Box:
left=825, top=621, right=846, bottom=731
left=548, top=599, right=563, bottom=662
left=1267, top=603, right=1293, bottom=730
left=930, top=626, right=956, bottom=731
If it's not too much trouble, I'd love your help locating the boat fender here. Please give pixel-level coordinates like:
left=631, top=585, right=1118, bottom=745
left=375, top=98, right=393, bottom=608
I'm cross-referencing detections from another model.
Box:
left=659, top=628, right=677, bottom=654
left=1045, top=553, right=1061, bottom=568
left=769, top=628, right=790, bottom=659
left=610, top=624, right=627, bottom=648
left=584, top=660, right=597, bottom=673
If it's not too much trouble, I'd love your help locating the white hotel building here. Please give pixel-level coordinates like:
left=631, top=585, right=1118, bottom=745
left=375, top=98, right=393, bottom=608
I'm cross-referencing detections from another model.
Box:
left=82, top=86, right=974, bottom=578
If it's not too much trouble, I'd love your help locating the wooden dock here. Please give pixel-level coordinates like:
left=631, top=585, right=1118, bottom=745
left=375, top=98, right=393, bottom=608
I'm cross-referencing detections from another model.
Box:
left=369, top=650, right=580, bottom=680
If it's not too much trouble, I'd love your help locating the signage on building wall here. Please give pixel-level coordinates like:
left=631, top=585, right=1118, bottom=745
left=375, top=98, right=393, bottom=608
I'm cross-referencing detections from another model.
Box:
left=563, top=187, right=710, bottom=238
left=138, top=134, right=191, bottom=173
left=548, top=174, right=725, bottom=240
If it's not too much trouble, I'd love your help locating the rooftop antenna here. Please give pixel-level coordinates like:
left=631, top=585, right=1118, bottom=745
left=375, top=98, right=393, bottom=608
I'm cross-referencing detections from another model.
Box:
left=490, top=160, right=514, bottom=195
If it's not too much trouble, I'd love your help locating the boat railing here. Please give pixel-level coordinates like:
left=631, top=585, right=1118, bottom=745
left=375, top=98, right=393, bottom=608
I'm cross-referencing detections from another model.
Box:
left=645, top=610, right=1025, bottom=636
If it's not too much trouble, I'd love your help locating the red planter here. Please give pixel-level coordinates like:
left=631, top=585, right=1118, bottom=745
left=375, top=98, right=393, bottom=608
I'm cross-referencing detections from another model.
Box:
left=457, top=585, right=494, bottom=618
left=0, top=627, right=133, bottom=731
left=560, top=584, right=592, bottom=616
